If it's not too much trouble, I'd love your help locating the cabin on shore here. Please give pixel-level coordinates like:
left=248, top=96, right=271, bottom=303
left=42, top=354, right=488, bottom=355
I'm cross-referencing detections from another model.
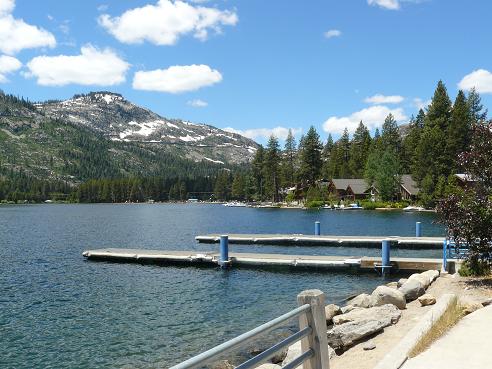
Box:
left=400, top=175, right=419, bottom=201
left=320, top=179, right=377, bottom=201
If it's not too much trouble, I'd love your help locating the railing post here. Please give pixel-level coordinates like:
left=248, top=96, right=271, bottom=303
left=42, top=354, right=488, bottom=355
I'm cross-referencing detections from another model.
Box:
left=297, top=289, right=330, bottom=369
left=382, top=239, right=391, bottom=277
left=442, top=237, right=448, bottom=273
left=219, top=235, right=230, bottom=268
left=315, top=221, right=321, bottom=236
left=416, top=222, right=422, bottom=237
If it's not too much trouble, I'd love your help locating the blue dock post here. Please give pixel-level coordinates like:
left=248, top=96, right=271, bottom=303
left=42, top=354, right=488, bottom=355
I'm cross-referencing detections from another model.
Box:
left=219, top=235, right=230, bottom=268
left=382, top=239, right=391, bottom=276
left=416, top=222, right=422, bottom=237
left=442, top=237, right=448, bottom=272
left=315, top=221, right=321, bottom=236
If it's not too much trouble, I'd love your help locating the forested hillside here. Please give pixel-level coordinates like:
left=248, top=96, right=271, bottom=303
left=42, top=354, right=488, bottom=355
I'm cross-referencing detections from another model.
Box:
left=226, top=81, right=488, bottom=206
left=0, top=91, right=249, bottom=202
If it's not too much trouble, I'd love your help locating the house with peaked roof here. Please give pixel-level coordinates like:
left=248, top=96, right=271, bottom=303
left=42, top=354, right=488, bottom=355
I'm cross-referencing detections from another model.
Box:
left=324, top=178, right=377, bottom=201
left=400, top=175, right=419, bottom=201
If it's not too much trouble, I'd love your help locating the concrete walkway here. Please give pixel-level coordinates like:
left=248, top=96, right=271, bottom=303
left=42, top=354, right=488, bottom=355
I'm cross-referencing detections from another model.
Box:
left=403, top=304, right=492, bottom=369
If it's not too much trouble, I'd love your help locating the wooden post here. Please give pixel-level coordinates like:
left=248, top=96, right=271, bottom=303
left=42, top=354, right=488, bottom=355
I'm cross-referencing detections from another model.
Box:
left=297, top=289, right=330, bottom=369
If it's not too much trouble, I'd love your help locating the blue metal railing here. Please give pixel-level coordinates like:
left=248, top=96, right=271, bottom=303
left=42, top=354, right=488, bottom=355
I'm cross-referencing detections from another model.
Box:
left=170, top=290, right=330, bottom=369
left=170, top=304, right=311, bottom=369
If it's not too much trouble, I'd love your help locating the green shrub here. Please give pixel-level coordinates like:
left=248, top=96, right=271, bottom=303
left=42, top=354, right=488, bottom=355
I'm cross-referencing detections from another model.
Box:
left=306, top=200, right=325, bottom=208
left=458, top=260, right=491, bottom=277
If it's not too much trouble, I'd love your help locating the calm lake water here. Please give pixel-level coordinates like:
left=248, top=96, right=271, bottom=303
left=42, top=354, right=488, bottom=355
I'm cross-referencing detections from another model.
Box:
left=0, top=204, right=444, bottom=368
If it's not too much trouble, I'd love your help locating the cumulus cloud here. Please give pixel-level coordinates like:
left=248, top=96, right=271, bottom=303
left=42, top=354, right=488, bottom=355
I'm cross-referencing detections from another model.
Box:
left=368, top=0, right=400, bottom=10
left=0, top=0, right=56, bottom=55
left=224, top=126, right=303, bottom=141
left=0, top=54, right=21, bottom=82
left=25, top=45, right=130, bottom=86
left=413, top=97, right=431, bottom=110
left=187, top=99, right=208, bottom=107
left=133, top=64, right=222, bottom=93
left=364, top=94, right=404, bottom=104
left=324, top=29, right=342, bottom=39
left=323, top=105, right=407, bottom=135
left=458, top=69, right=492, bottom=94
left=98, top=0, right=238, bottom=46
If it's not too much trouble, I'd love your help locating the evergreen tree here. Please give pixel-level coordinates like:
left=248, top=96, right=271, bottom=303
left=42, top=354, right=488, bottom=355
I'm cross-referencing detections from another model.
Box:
left=402, top=109, right=425, bottom=174
left=282, top=129, right=297, bottom=187
left=349, top=121, right=372, bottom=177
left=467, top=87, right=488, bottom=124
left=264, top=135, right=281, bottom=202
left=298, top=126, right=323, bottom=184
left=321, top=134, right=334, bottom=179
left=381, top=113, right=401, bottom=154
left=447, top=90, right=471, bottom=171
left=251, top=145, right=265, bottom=199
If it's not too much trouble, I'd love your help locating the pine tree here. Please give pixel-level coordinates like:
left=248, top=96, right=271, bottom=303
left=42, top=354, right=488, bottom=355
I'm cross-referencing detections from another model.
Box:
left=298, top=126, right=323, bottom=184
left=264, top=135, right=281, bottom=202
left=414, top=80, right=453, bottom=192
left=251, top=145, right=265, bottom=199
left=282, top=129, right=297, bottom=187
left=381, top=113, right=401, bottom=154
left=467, top=87, right=488, bottom=124
left=349, top=121, right=372, bottom=177
left=447, top=90, right=471, bottom=171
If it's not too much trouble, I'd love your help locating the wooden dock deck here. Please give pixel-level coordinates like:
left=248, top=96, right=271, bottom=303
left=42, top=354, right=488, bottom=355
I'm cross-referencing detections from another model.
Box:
left=82, top=248, right=457, bottom=272
left=195, top=234, right=445, bottom=248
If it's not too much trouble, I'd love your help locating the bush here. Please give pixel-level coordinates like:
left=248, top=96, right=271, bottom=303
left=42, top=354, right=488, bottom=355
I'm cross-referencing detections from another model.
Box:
left=306, top=200, right=325, bottom=208
left=458, top=260, right=491, bottom=277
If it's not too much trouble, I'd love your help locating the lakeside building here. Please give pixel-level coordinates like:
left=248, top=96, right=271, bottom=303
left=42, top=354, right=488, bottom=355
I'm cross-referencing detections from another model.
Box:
left=400, top=175, right=419, bottom=201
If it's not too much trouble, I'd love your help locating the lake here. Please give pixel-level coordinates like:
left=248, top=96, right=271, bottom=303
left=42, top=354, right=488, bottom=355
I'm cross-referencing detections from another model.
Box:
left=0, top=204, right=444, bottom=368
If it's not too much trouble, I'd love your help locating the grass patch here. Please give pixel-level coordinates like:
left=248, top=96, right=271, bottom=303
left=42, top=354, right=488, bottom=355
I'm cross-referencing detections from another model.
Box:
left=408, top=297, right=465, bottom=358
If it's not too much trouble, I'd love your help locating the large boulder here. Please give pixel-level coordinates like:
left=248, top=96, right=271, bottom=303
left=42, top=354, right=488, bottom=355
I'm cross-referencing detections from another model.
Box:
left=332, top=304, right=401, bottom=326
left=408, top=273, right=431, bottom=289
left=418, top=293, right=436, bottom=306
left=327, top=319, right=385, bottom=349
left=325, top=303, right=342, bottom=323
left=270, top=348, right=287, bottom=364
left=371, top=286, right=406, bottom=310
left=341, top=304, right=357, bottom=314
left=397, top=278, right=408, bottom=288
left=350, top=293, right=374, bottom=308
left=282, top=341, right=335, bottom=366
left=421, top=270, right=440, bottom=284
left=399, top=279, right=425, bottom=301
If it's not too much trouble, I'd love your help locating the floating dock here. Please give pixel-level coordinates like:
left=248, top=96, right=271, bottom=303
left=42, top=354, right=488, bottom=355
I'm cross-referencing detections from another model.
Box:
left=82, top=248, right=458, bottom=273
left=195, top=234, right=445, bottom=249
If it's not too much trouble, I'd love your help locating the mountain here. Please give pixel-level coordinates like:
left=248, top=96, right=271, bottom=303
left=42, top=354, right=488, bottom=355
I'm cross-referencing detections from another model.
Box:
left=37, top=92, right=257, bottom=164
left=0, top=91, right=258, bottom=185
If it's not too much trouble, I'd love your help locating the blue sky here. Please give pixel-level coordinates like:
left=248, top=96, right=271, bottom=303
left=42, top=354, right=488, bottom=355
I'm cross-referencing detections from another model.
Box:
left=1, top=0, right=492, bottom=143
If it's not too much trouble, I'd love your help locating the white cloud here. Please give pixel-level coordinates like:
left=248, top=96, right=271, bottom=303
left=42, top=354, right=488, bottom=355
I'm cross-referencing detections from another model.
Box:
left=324, top=29, right=341, bottom=39
left=364, top=94, right=404, bottom=104
left=133, top=64, right=222, bottom=93
left=368, top=0, right=400, bottom=9
left=0, top=54, right=21, bottom=82
left=224, top=126, right=303, bottom=141
left=0, top=0, right=56, bottom=55
left=187, top=99, right=208, bottom=107
left=413, top=97, right=431, bottom=110
left=0, top=0, right=14, bottom=16
left=98, top=0, right=238, bottom=46
left=322, top=105, right=407, bottom=135
left=458, top=69, right=492, bottom=94
left=25, top=45, right=130, bottom=86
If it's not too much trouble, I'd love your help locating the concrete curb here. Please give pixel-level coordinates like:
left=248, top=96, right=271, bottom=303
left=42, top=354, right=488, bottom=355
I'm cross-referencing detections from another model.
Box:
left=373, top=293, right=457, bottom=369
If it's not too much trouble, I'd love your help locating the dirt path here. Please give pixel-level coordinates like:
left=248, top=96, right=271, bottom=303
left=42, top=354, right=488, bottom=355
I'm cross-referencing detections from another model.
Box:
left=329, top=273, right=492, bottom=369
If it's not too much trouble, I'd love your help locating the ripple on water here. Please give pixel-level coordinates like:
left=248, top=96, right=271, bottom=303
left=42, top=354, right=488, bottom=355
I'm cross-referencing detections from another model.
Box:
left=0, top=204, right=443, bottom=368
